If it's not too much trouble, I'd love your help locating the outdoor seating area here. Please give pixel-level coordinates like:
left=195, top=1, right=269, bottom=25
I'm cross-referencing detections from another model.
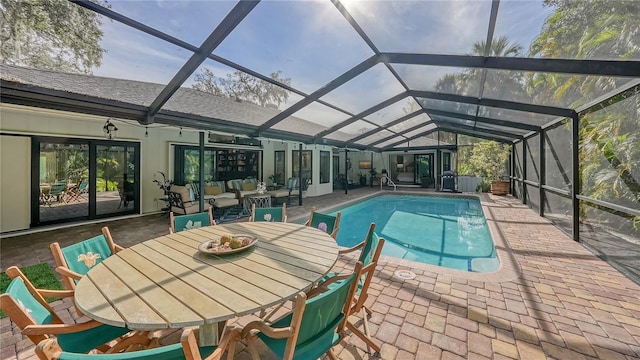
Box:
left=2, top=189, right=639, bottom=360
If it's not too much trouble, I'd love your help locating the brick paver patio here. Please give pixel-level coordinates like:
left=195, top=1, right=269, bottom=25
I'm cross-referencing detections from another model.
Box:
left=1, top=190, right=639, bottom=359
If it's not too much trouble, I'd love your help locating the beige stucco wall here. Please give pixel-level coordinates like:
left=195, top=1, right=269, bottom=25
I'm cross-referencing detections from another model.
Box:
left=0, top=134, right=31, bottom=232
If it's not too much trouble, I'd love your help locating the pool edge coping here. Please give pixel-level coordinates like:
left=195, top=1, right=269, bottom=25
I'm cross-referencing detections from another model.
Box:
left=302, top=190, right=522, bottom=283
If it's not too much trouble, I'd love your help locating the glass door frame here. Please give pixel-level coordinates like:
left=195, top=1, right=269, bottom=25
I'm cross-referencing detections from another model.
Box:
left=31, top=136, right=140, bottom=227
left=415, top=153, right=435, bottom=185
left=274, top=150, right=285, bottom=185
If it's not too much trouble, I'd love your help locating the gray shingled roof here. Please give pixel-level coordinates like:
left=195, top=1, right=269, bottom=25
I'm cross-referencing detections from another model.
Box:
left=0, top=64, right=339, bottom=142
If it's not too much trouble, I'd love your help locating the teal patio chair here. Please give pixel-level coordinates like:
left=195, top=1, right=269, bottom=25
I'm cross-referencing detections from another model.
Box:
left=0, top=266, right=152, bottom=354
left=50, top=226, right=124, bottom=292
left=47, top=183, right=68, bottom=205
left=304, top=207, right=342, bottom=239
left=66, top=179, right=89, bottom=202
left=36, top=327, right=241, bottom=360
left=241, top=263, right=361, bottom=360
left=170, top=207, right=215, bottom=233
left=318, top=222, right=385, bottom=353
left=249, top=203, right=287, bottom=223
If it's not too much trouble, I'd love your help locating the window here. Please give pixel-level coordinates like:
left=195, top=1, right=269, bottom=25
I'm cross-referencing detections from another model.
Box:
left=174, top=146, right=216, bottom=185
left=442, top=152, right=451, bottom=172
left=292, top=150, right=312, bottom=185
left=320, top=151, right=330, bottom=184
left=274, top=151, right=285, bottom=185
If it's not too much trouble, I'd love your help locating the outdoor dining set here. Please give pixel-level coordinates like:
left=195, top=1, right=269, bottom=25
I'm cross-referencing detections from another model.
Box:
left=39, top=180, right=89, bottom=206
left=1, top=201, right=386, bottom=359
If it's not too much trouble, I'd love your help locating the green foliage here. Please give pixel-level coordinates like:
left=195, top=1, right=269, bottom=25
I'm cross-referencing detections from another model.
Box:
left=65, top=149, right=89, bottom=183
left=435, top=35, right=527, bottom=104
left=529, top=0, right=640, bottom=235
left=0, top=263, right=63, bottom=318
left=465, top=141, right=511, bottom=181
left=476, top=179, right=491, bottom=193
left=528, top=0, right=639, bottom=108
left=193, top=68, right=292, bottom=108
left=96, top=179, right=118, bottom=192
left=0, top=0, right=107, bottom=73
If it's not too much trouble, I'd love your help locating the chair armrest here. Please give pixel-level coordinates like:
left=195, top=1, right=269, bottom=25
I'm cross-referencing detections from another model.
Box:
left=331, top=226, right=340, bottom=239
left=55, top=266, right=83, bottom=281
left=229, top=189, right=241, bottom=200
left=306, top=273, right=351, bottom=298
left=37, top=289, right=75, bottom=298
left=338, top=240, right=365, bottom=255
left=23, top=321, right=104, bottom=335
left=240, top=320, right=294, bottom=340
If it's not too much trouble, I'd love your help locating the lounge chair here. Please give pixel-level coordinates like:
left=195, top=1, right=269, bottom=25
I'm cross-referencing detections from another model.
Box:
left=266, top=177, right=299, bottom=205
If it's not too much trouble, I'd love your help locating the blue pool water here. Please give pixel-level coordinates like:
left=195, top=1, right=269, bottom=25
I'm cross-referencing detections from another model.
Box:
left=326, top=195, right=499, bottom=272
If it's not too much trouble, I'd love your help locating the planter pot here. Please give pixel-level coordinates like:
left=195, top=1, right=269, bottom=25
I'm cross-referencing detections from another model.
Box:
left=491, top=180, right=510, bottom=196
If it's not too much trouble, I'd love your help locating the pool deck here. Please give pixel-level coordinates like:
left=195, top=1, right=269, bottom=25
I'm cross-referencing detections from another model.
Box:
left=1, top=188, right=639, bottom=359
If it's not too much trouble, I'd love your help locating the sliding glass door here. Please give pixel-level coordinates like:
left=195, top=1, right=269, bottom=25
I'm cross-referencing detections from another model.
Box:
left=32, top=137, right=140, bottom=226
left=37, top=141, right=89, bottom=223
left=416, top=154, right=435, bottom=186
left=96, top=144, right=138, bottom=216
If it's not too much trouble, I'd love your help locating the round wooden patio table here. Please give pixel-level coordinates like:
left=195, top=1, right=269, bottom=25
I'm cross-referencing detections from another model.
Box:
left=74, top=222, right=339, bottom=345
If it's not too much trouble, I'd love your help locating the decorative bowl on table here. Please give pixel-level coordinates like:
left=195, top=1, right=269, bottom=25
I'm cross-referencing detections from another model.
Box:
left=198, top=234, right=258, bottom=255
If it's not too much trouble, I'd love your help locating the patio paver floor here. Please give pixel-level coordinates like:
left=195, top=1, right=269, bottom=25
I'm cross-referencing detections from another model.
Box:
left=1, top=189, right=639, bottom=359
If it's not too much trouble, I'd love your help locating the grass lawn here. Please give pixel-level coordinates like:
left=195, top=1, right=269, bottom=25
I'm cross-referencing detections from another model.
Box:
left=1, top=263, right=64, bottom=318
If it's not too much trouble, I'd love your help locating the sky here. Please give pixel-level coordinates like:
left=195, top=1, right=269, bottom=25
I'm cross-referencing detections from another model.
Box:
left=92, top=0, right=553, bottom=134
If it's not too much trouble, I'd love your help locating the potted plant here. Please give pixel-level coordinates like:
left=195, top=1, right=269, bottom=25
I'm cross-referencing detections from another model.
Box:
left=301, top=177, right=311, bottom=191
left=466, top=141, right=511, bottom=195
left=357, top=172, right=367, bottom=186
left=268, top=174, right=277, bottom=187
left=369, top=168, right=377, bottom=185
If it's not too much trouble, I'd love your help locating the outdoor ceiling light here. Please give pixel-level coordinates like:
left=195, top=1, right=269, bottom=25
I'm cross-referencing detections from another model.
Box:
left=103, top=118, right=118, bottom=139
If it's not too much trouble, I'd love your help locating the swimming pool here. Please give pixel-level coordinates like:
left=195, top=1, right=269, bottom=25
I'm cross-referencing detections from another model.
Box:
left=326, top=194, right=499, bottom=272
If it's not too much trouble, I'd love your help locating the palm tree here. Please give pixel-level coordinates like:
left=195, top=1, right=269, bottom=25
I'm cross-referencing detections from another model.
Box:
left=465, top=36, right=528, bottom=116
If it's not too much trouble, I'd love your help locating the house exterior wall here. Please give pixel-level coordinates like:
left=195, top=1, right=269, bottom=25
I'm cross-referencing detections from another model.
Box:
left=0, top=104, right=336, bottom=233
left=0, top=105, right=202, bottom=232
